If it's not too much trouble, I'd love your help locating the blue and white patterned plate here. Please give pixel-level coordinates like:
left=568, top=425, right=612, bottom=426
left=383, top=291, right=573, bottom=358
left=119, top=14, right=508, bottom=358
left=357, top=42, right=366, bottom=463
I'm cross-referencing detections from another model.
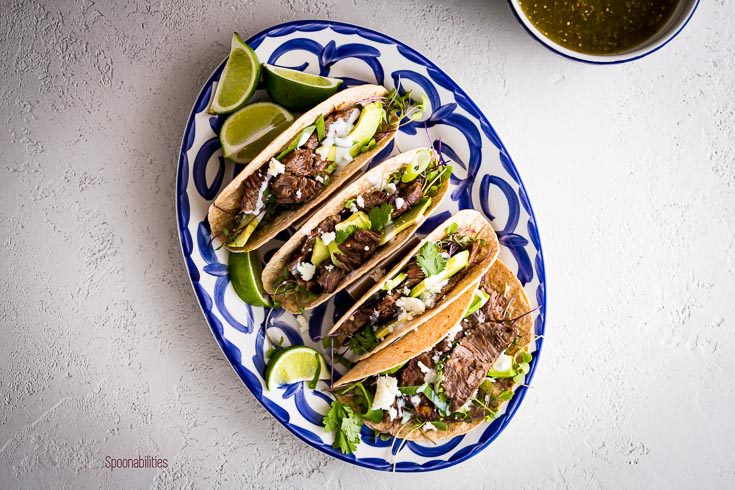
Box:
left=176, top=20, right=546, bottom=472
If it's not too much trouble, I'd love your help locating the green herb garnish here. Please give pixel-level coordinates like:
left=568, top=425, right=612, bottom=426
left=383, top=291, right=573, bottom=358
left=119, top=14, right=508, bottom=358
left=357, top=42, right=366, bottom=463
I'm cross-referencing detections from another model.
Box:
left=323, top=400, right=363, bottom=455
left=335, top=224, right=356, bottom=245
left=368, top=203, right=393, bottom=232
left=417, top=242, right=446, bottom=277
left=347, top=326, right=379, bottom=355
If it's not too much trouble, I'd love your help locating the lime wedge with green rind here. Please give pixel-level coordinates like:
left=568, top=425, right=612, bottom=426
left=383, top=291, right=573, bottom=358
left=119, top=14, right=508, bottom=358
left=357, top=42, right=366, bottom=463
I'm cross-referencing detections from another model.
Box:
left=228, top=250, right=271, bottom=307
left=210, top=33, right=261, bottom=115
left=263, top=63, right=342, bottom=112
left=265, top=346, right=330, bottom=391
left=219, top=102, right=294, bottom=163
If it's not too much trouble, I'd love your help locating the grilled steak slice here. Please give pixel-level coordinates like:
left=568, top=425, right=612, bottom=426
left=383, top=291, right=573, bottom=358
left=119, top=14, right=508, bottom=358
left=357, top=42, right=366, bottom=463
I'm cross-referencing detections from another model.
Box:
left=376, top=291, right=400, bottom=323
left=399, top=352, right=434, bottom=386
left=240, top=170, right=267, bottom=213
left=335, top=229, right=381, bottom=271
left=393, top=179, right=424, bottom=217
left=298, top=214, right=339, bottom=257
left=404, top=261, right=425, bottom=288
left=362, top=190, right=392, bottom=210
left=467, top=239, right=488, bottom=267
left=317, top=267, right=345, bottom=293
left=281, top=148, right=329, bottom=177
left=339, top=308, right=373, bottom=337
left=442, top=321, right=516, bottom=411
left=271, top=174, right=322, bottom=204
left=304, top=132, right=320, bottom=150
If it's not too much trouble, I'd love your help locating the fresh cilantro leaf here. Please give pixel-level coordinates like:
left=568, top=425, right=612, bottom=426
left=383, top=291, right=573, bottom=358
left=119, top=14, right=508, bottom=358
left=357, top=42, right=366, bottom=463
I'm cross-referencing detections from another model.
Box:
left=339, top=405, right=363, bottom=453
left=499, top=390, right=514, bottom=401
left=368, top=203, right=392, bottom=232
left=347, top=326, right=379, bottom=355
left=323, top=401, right=343, bottom=433
left=445, top=222, right=458, bottom=235
left=316, top=114, right=325, bottom=141
left=417, top=242, right=446, bottom=277
left=323, top=401, right=364, bottom=455
left=430, top=420, right=447, bottom=431
left=335, top=225, right=355, bottom=244
left=364, top=409, right=384, bottom=423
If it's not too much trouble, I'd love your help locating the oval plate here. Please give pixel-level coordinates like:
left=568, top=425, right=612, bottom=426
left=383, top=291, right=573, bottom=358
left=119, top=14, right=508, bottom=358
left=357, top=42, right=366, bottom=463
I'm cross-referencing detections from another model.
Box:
left=176, top=20, right=546, bottom=472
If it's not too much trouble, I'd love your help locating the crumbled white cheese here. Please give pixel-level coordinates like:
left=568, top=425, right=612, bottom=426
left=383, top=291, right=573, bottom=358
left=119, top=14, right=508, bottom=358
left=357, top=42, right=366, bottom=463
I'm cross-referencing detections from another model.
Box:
left=445, top=323, right=463, bottom=342
left=372, top=376, right=401, bottom=420
left=440, top=252, right=451, bottom=259
left=267, top=158, right=285, bottom=177
left=401, top=410, right=414, bottom=423
left=364, top=246, right=370, bottom=251
left=355, top=195, right=365, bottom=208
left=324, top=264, right=335, bottom=272
left=295, top=189, right=302, bottom=199
left=295, top=262, right=316, bottom=281
left=394, top=197, right=405, bottom=209
left=423, top=422, right=437, bottom=431
left=417, top=361, right=437, bottom=384
left=347, top=108, right=360, bottom=124
left=492, top=354, right=513, bottom=373
left=396, top=297, right=426, bottom=321
left=401, top=286, right=411, bottom=296
left=334, top=136, right=353, bottom=148
left=474, top=310, right=486, bottom=324
left=295, top=315, right=309, bottom=334
left=315, top=175, right=325, bottom=184
left=335, top=146, right=353, bottom=166
left=419, top=278, right=449, bottom=308
left=367, top=172, right=383, bottom=188
left=410, top=395, right=422, bottom=407
left=370, top=310, right=380, bottom=322
left=316, top=146, right=331, bottom=160
left=329, top=119, right=351, bottom=138
left=349, top=202, right=359, bottom=213
left=321, top=231, right=336, bottom=246
left=384, top=182, right=397, bottom=194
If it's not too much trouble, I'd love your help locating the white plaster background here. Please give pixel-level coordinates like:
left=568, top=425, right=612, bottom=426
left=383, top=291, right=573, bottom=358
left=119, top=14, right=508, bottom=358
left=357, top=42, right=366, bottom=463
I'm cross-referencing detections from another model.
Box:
left=1, top=0, right=733, bottom=488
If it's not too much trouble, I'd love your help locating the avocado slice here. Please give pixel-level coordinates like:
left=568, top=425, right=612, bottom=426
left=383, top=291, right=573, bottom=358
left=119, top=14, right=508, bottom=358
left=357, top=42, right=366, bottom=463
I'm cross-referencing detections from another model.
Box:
left=382, top=273, right=407, bottom=291
left=378, top=197, right=432, bottom=245
left=335, top=211, right=371, bottom=236
left=487, top=354, right=516, bottom=378
left=409, top=249, right=469, bottom=299
left=327, top=241, right=345, bottom=268
left=311, top=237, right=330, bottom=266
left=227, top=212, right=264, bottom=249
left=317, top=102, right=385, bottom=161
left=463, top=289, right=491, bottom=318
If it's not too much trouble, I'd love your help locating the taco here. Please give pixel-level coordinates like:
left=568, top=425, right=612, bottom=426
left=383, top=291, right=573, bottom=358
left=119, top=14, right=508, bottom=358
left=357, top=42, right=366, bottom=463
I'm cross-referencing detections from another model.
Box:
left=326, top=209, right=499, bottom=360
left=209, top=84, right=417, bottom=252
left=328, top=259, right=535, bottom=447
left=262, top=148, right=452, bottom=313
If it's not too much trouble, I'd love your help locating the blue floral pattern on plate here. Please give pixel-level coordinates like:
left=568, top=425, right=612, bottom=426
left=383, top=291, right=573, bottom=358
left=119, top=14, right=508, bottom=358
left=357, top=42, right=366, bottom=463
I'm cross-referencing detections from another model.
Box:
left=176, top=20, right=546, bottom=472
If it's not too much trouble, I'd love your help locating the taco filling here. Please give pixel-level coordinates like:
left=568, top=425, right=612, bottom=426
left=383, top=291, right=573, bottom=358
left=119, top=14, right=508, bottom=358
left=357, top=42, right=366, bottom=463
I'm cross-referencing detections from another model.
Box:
left=332, top=278, right=533, bottom=449
left=223, top=90, right=420, bottom=249
left=271, top=149, right=451, bottom=308
left=331, top=224, right=491, bottom=356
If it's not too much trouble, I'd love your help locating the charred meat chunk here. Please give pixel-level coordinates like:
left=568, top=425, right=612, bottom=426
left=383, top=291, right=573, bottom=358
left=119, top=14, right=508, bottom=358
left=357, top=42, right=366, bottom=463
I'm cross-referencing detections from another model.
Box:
left=270, top=174, right=322, bottom=204
left=393, top=179, right=424, bottom=218
left=281, top=148, right=329, bottom=177
left=399, top=352, right=434, bottom=386
left=404, top=261, right=426, bottom=288
left=361, top=190, right=392, bottom=210
left=316, top=267, right=346, bottom=294
left=335, top=229, right=381, bottom=271
left=339, top=309, right=373, bottom=337
left=324, top=108, right=355, bottom=131
left=376, top=291, right=400, bottom=323
left=442, top=321, right=516, bottom=411
left=240, top=170, right=267, bottom=213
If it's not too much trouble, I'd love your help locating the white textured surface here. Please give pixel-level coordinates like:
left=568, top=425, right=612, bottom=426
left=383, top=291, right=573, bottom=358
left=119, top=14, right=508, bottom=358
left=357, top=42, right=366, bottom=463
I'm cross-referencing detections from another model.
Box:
left=1, top=0, right=734, bottom=487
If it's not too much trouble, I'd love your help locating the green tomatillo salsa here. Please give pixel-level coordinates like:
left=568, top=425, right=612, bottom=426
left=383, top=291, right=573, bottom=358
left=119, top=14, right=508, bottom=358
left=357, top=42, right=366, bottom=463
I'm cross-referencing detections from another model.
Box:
left=518, top=0, right=680, bottom=55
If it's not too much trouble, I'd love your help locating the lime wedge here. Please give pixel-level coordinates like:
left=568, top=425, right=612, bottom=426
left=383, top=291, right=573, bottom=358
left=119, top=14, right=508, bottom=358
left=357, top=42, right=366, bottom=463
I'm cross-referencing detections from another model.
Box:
left=265, top=346, right=330, bottom=391
left=263, top=64, right=342, bottom=111
left=219, top=102, right=294, bottom=163
left=228, top=250, right=271, bottom=307
left=209, top=33, right=261, bottom=115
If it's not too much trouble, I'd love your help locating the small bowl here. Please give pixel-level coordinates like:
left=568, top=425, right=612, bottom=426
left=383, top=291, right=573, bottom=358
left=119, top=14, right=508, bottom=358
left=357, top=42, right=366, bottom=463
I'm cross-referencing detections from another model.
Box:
left=507, top=0, right=700, bottom=64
